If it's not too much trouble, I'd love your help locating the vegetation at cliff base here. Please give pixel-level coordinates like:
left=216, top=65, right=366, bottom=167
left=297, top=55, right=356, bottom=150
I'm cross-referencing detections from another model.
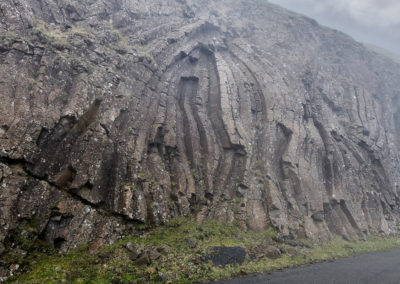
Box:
left=7, top=217, right=400, bottom=283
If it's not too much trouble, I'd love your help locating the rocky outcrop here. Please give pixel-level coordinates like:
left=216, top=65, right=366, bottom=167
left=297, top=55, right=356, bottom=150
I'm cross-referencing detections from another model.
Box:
left=1, top=0, right=400, bottom=257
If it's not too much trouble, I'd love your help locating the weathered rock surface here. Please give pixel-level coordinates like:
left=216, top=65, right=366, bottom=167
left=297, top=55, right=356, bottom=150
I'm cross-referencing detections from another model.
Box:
left=250, top=242, right=281, bottom=260
left=1, top=0, right=400, bottom=260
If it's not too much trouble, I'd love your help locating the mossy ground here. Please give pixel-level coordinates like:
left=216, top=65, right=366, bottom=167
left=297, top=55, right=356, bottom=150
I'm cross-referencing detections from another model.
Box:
left=6, top=218, right=400, bottom=283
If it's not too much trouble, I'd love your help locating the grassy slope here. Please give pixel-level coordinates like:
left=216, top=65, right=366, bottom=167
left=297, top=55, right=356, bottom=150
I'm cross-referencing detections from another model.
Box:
left=8, top=217, right=400, bottom=283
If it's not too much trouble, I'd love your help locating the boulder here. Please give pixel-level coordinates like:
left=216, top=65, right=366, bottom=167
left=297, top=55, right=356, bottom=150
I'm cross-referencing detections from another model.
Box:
left=203, top=247, right=246, bottom=267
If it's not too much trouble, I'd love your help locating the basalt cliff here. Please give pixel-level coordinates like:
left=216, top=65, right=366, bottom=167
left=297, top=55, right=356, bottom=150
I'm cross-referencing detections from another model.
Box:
left=1, top=0, right=400, bottom=259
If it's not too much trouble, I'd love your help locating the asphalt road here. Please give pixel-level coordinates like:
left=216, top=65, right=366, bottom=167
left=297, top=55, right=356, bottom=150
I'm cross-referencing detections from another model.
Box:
left=214, top=249, right=400, bottom=284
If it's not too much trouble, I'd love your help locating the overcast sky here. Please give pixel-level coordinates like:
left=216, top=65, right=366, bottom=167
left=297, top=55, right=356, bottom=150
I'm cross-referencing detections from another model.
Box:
left=268, top=0, right=400, bottom=55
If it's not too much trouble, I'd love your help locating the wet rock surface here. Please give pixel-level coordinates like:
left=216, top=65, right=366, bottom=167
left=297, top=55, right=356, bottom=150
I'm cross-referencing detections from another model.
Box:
left=0, top=0, right=400, bottom=274
left=203, top=247, right=247, bottom=267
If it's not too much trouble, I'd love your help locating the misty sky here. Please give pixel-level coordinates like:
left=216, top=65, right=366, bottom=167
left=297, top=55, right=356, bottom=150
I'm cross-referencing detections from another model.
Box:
left=268, top=0, right=400, bottom=55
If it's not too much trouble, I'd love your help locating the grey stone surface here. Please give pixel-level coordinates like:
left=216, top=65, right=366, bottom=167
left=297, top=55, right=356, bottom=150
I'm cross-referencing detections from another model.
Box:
left=0, top=0, right=400, bottom=259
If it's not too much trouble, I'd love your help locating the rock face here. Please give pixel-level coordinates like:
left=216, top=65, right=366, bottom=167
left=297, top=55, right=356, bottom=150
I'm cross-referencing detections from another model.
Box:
left=1, top=0, right=400, bottom=255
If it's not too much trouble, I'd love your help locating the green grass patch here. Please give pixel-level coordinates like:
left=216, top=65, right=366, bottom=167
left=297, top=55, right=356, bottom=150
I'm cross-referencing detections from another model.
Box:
left=8, top=217, right=400, bottom=283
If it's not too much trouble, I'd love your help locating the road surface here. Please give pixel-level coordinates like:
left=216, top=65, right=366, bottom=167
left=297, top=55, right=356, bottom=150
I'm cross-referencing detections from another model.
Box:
left=214, top=249, right=400, bottom=284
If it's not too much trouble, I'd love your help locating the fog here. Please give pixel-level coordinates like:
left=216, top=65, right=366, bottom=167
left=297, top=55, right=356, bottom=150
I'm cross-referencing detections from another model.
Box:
left=268, top=0, right=400, bottom=56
